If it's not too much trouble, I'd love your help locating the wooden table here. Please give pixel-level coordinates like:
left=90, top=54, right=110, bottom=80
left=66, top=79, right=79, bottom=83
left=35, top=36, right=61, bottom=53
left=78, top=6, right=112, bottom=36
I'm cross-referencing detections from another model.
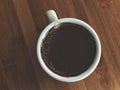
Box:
left=0, top=0, right=120, bottom=90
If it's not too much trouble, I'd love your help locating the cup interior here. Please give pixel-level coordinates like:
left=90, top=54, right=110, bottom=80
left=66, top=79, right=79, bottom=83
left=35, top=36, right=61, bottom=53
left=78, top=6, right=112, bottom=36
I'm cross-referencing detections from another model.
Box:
left=37, top=18, right=101, bottom=82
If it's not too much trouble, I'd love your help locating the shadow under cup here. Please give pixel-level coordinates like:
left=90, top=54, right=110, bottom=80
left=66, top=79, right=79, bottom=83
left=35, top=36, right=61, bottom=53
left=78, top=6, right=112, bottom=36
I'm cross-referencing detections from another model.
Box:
left=37, top=18, right=101, bottom=82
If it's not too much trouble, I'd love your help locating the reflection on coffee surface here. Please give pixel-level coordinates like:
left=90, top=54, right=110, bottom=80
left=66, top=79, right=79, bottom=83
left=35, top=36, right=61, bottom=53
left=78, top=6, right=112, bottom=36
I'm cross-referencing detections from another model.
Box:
left=41, top=23, right=96, bottom=76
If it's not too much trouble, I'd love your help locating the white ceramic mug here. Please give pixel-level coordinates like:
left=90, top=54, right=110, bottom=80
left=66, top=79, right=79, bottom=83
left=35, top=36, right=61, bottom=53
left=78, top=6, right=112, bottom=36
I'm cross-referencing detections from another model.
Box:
left=37, top=10, right=101, bottom=82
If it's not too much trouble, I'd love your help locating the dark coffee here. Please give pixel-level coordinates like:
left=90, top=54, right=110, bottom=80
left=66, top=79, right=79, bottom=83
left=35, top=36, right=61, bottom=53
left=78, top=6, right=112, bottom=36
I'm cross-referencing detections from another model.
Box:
left=41, top=23, right=96, bottom=76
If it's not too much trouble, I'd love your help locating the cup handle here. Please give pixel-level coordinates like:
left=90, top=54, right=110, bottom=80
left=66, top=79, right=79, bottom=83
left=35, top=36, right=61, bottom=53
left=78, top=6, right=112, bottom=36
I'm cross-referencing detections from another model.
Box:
left=46, top=10, right=58, bottom=23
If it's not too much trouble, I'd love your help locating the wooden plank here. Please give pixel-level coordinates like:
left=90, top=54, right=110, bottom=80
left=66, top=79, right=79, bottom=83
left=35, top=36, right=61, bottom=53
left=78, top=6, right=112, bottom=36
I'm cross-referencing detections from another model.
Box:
left=0, top=0, right=120, bottom=89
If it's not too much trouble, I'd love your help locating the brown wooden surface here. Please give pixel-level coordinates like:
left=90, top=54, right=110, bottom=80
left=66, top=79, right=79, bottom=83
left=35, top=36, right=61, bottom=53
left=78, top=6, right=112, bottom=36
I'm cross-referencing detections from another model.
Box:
left=0, top=0, right=120, bottom=90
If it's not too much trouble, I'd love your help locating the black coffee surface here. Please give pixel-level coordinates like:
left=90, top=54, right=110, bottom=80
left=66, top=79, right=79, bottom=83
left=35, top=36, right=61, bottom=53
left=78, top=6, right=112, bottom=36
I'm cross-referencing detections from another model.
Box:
left=41, top=23, right=96, bottom=76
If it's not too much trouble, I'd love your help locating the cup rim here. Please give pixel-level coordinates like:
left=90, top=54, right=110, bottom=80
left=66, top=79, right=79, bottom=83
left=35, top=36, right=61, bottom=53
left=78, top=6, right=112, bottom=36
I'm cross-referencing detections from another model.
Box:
left=37, top=18, right=101, bottom=82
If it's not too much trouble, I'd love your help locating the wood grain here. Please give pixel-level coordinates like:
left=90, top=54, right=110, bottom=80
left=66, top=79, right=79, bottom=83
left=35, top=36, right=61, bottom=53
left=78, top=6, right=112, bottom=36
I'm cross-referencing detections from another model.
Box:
left=0, top=0, right=120, bottom=90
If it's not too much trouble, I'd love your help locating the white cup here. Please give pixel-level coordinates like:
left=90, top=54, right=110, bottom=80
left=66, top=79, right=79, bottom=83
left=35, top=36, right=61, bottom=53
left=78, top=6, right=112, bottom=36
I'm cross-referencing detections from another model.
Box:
left=37, top=10, right=101, bottom=82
